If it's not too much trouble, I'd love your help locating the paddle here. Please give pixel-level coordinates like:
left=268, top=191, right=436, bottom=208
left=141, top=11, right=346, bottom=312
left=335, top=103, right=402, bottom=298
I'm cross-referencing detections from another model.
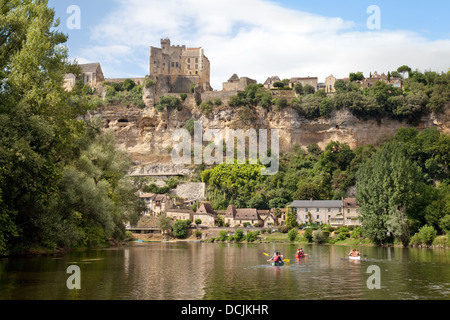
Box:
left=263, top=252, right=290, bottom=263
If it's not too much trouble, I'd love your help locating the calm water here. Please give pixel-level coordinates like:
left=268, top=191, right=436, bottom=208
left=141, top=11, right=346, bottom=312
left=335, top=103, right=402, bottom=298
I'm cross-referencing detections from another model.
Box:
left=0, top=242, right=449, bottom=300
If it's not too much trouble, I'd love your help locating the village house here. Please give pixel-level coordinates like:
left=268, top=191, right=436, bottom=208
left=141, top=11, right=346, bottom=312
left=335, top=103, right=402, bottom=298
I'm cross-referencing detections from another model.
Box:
left=193, top=203, right=217, bottom=227
left=289, top=198, right=360, bottom=227
left=343, top=198, right=361, bottom=226
left=222, top=74, right=257, bottom=91
left=289, top=77, right=318, bottom=91
left=325, top=75, right=337, bottom=93
left=139, top=193, right=174, bottom=216
left=224, top=205, right=265, bottom=227
left=263, top=76, right=281, bottom=89
left=166, top=209, right=194, bottom=222
left=289, top=199, right=345, bottom=227
left=64, top=62, right=105, bottom=91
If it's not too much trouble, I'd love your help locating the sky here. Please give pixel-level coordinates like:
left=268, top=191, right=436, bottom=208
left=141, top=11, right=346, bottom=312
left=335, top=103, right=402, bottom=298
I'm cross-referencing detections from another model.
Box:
left=49, top=0, right=450, bottom=90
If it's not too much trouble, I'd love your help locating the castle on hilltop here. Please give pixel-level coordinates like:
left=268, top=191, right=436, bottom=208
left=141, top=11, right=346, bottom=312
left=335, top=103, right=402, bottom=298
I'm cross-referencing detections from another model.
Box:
left=149, top=38, right=212, bottom=92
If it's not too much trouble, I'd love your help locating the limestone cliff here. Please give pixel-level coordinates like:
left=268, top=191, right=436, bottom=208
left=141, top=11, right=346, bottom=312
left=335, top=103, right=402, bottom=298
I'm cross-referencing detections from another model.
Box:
left=91, top=97, right=450, bottom=176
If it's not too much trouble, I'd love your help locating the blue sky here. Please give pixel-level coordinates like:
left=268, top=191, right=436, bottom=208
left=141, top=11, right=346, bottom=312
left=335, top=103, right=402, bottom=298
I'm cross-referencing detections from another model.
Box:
left=49, top=0, right=450, bottom=89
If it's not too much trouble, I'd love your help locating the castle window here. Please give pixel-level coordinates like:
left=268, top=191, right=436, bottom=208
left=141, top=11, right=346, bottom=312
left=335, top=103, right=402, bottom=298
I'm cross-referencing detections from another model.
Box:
left=195, top=65, right=198, bottom=69
left=187, top=65, right=190, bottom=69
left=188, top=58, right=191, bottom=63
left=195, top=58, right=198, bottom=63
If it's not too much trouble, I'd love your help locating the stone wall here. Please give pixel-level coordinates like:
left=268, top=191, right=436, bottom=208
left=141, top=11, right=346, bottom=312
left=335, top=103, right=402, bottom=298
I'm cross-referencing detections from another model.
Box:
left=174, top=183, right=206, bottom=201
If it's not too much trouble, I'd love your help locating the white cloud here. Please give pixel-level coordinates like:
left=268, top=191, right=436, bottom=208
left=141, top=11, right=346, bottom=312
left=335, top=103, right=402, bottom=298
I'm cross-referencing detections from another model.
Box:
left=80, top=0, right=450, bottom=89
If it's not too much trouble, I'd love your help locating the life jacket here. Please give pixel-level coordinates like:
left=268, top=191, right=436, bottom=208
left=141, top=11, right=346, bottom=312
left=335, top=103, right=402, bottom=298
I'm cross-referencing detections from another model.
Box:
left=297, top=251, right=304, bottom=258
left=274, top=255, right=281, bottom=262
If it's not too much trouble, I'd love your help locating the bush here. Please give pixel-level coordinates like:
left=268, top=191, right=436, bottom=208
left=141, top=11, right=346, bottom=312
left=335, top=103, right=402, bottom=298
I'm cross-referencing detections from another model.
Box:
left=217, top=230, right=228, bottom=242
left=312, top=230, right=327, bottom=244
left=155, top=95, right=182, bottom=111
left=172, top=220, right=189, bottom=239
left=194, top=230, right=202, bottom=239
left=418, top=225, right=437, bottom=246
left=180, top=93, right=188, bottom=101
left=409, top=233, right=421, bottom=246
left=234, top=228, right=245, bottom=242
left=199, top=100, right=214, bottom=114
left=246, top=231, right=259, bottom=242
left=287, top=228, right=298, bottom=242
left=144, top=79, right=156, bottom=88
left=351, top=226, right=363, bottom=239
left=439, top=215, right=450, bottom=234
left=303, top=228, right=313, bottom=243
left=122, top=79, right=136, bottom=91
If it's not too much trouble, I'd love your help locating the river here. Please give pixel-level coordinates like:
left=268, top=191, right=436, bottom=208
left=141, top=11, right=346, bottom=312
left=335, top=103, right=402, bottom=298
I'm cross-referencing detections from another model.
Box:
left=0, top=242, right=449, bottom=300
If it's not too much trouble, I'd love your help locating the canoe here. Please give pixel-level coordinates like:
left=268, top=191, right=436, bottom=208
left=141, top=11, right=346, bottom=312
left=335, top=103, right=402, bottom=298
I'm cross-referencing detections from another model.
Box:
left=271, top=261, right=285, bottom=267
left=349, top=255, right=361, bottom=260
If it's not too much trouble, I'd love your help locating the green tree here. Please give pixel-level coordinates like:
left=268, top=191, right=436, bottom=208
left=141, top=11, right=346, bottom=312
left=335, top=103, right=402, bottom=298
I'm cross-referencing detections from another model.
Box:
left=286, top=206, right=298, bottom=229
left=172, top=220, right=189, bottom=239
left=356, top=142, right=424, bottom=245
left=157, top=215, right=172, bottom=235
left=287, top=228, right=298, bottom=242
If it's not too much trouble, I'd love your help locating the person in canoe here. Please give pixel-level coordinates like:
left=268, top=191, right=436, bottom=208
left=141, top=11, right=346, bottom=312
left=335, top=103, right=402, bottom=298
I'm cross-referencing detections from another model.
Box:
left=296, top=248, right=306, bottom=259
left=348, top=249, right=360, bottom=258
left=267, top=251, right=284, bottom=264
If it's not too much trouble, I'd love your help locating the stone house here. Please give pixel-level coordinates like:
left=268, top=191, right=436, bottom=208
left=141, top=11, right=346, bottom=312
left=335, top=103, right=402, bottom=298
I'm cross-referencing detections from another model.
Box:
left=139, top=193, right=173, bottom=216
left=63, top=63, right=104, bottom=91
left=343, top=198, right=361, bottom=226
left=263, top=76, right=281, bottom=89
left=289, top=200, right=344, bottom=227
left=289, top=77, right=318, bottom=91
left=224, top=205, right=263, bottom=227
left=166, top=209, right=194, bottom=222
left=193, top=203, right=217, bottom=227
left=222, top=74, right=257, bottom=91
left=325, top=75, right=337, bottom=93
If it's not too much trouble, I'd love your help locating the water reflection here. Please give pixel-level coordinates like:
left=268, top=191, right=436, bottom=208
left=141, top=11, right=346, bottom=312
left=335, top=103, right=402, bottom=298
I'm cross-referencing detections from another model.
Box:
left=0, top=243, right=449, bottom=300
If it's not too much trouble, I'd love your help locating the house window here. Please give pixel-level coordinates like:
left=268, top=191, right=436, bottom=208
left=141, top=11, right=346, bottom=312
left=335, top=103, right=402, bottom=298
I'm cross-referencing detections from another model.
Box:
left=304, top=208, right=308, bottom=212
left=195, top=64, right=198, bottom=69
left=327, top=208, right=331, bottom=212
left=316, top=208, right=320, bottom=212
left=188, top=58, right=191, bottom=63
left=195, top=58, right=198, bottom=63
left=176, top=62, right=179, bottom=68
left=188, top=65, right=191, bottom=69
left=316, top=215, right=320, bottom=219
left=86, top=75, right=90, bottom=83
left=171, top=62, right=174, bottom=67
left=305, top=215, right=308, bottom=220
left=348, top=209, right=350, bottom=214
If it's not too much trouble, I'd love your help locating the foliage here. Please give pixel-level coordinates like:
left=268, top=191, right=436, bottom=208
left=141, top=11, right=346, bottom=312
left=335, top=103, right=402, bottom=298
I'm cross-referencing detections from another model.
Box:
left=155, top=95, right=182, bottom=111
left=217, top=230, right=228, bottom=241
left=172, top=220, right=190, bottom=239
left=415, top=225, right=438, bottom=246
left=312, top=230, right=327, bottom=244
left=234, top=228, right=245, bottom=242
left=356, top=142, right=424, bottom=245
left=287, top=228, right=298, bottom=242
left=157, top=215, right=172, bottom=234
left=246, top=231, right=259, bottom=242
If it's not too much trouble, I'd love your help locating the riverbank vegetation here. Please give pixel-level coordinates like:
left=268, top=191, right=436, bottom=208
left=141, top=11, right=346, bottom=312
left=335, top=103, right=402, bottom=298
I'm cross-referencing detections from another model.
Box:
left=201, top=127, right=450, bottom=248
left=0, top=1, right=143, bottom=256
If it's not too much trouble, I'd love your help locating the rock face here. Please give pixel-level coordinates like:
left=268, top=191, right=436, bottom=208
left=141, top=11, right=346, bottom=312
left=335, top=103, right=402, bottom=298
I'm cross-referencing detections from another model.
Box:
left=91, top=100, right=450, bottom=175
